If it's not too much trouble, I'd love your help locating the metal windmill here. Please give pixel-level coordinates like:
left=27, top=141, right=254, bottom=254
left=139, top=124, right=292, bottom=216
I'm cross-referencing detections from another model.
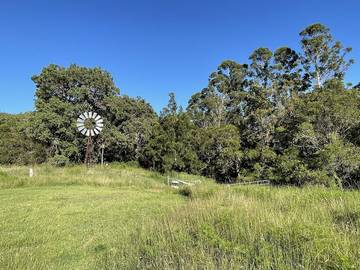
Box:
left=76, top=112, right=104, bottom=166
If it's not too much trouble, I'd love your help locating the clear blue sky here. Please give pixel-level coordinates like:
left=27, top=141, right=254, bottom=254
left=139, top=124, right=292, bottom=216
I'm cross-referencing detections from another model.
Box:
left=1, top=0, right=359, bottom=113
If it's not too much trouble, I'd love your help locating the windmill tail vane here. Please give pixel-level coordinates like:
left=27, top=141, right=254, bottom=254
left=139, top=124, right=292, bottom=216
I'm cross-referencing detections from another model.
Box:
left=77, top=112, right=104, bottom=166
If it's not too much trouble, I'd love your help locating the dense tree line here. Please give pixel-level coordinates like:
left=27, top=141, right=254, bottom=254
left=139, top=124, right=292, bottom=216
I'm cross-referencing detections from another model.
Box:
left=0, top=113, right=46, bottom=164
left=1, top=23, right=359, bottom=187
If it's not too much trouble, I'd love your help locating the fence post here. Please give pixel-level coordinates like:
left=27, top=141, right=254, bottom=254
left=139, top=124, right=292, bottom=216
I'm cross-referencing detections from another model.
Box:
left=29, top=168, right=34, bottom=178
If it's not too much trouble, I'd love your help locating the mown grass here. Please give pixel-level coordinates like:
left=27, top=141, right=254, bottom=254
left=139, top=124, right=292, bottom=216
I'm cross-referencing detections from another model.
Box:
left=1, top=164, right=360, bottom=269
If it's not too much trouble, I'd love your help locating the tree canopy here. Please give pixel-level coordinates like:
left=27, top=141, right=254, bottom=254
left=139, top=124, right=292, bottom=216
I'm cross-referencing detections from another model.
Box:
left=1, top=23, right=359, bottom=188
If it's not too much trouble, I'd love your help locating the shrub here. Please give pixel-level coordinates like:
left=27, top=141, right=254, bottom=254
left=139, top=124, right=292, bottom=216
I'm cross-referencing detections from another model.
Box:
left=48, top=155, right=69, bottom=167
left=178, top=186, right=193, bottom=198
left=274, top=149, right=312, bottom=186
left=316, top=133, right=360, bottom=188
left=306, top=170, right=336, bottom=187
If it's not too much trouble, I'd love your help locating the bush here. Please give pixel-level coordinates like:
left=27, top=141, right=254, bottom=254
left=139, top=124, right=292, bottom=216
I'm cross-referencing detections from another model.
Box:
left=316, top=134, right=360, bottom=188
left=0, top=113, right=47, bottom=165
left=48, top=155, right=69, bottom=167
left=178, top=186, right=193, bottom=198
left=274, top=149, right=311, bottom=186
left=306, top=170, right=336, bottom=187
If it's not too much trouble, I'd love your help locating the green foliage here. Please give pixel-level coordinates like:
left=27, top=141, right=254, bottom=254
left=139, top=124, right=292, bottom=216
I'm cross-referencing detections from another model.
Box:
left=275, top=149, right=305, bottom=185
left=29, top=64, right=157, bottom=164
left=3, top=21, right=360, bottom=270
left=299, top=23, right=354, bottom=88
left=30, top=64, right=120, bottom=161
left=197, top=125, right=243, bottom=182
left=0, top=113, right=46, bottom=164
left=2, top=23, right=360, bottom=187
left=101, top=95, right=158, bottom=163
left=140, top=94, right=202, bottom=174
left=186, top=24, right=356, bottom=178
left=48, top=154, right=69, bottom=167
left=316, top=134, right=360, bottom=188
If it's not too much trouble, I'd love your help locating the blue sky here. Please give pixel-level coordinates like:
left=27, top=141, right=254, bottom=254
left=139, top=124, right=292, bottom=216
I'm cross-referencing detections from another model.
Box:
left=1, top=0, right=359, bottom=113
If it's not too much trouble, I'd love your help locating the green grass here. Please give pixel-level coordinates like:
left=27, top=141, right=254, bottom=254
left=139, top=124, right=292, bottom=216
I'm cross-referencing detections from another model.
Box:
left=1, top=164, right=360, bottom=269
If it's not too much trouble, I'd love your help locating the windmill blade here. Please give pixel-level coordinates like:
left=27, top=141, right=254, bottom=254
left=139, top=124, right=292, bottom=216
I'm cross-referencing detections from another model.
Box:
left=89, top=129, right=94, bottom=136
left=96, top=123, right=104, bottom=128
left=86, top=130, right=91, bottom=136
left=94, top=115, right=101, bottom=121
left=96, top=120, right=103, bottom=125
left=76, top=122, right=85, bottom=128
left=77, top=119, right=85, bottom=125
left=94, top=127, right=102, bottom=134
left=81, top=128, right=87, bottom=135
left=94, top=128, right=101, bottom=135
left=78, top=126, right=85, bottom=132
left=89, top=112, right=94, bottom=118
left=92, top=112, right=98, bottom=118
left=79, top=114, right=86, bottom=120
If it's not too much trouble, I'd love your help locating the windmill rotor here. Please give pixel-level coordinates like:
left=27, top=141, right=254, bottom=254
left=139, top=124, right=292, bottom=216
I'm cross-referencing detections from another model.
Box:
left=77, top=112, right=103, bottom=137
left=77, top=112, right=104, bottom=166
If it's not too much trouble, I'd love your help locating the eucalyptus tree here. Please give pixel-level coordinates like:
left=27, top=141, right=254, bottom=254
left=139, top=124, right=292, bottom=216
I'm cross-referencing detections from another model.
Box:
left=188, top=60, right=248, bottom=128
left=299, top=23, right=354, bottom=88
left=248, top=48, right=274, bottom=89
left=244, top=48, right=275, bottom=148
left=273, top=47, right=308, bottom=101
left=160, top=92, right=178, bottom=117
left=187, top=88, right=219, bottom=128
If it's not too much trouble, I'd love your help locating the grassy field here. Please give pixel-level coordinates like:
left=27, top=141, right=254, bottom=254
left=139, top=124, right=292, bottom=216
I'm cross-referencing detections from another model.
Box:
left=1, top=164, right=360, bottom=269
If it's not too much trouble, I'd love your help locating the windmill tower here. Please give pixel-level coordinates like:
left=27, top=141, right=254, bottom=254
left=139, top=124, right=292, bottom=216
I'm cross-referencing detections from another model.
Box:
left=76, top=112, right=104, bottom=166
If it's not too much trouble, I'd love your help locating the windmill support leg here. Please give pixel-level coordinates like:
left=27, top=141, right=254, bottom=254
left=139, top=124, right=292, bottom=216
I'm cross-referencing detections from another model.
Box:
left=84, top=136, right=93, bottom=167
left=101, top=146, right=104, bottom=166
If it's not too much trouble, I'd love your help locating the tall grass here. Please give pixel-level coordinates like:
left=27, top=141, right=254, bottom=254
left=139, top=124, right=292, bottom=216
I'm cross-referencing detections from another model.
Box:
left=97, top=186, right=360, bottom=270
left=1, top=164, right=359, bottom=269
left=0, top=163, right=162, bottom=189
left=0, top=163, right=209, bottom=189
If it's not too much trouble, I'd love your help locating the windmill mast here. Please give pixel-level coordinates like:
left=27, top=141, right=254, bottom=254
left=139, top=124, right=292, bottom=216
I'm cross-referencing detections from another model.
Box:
left=76, top=112, right=104, bottom=167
